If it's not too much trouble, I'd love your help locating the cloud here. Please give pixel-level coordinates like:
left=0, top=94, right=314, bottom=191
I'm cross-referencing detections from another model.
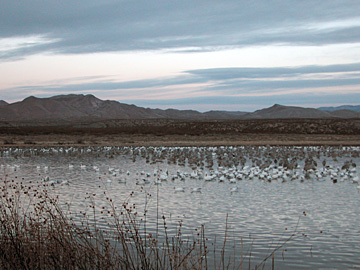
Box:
left=11, top=62, right=360, bottom=92
left=185, top=63, right=360, bottom=94
left=187, top=63, right=360, bottom=79
left=2, top=62, right=360, bottom=110
left=5, top=74, right=203, bottom=92
left=1, top=0, right=360, bottom=60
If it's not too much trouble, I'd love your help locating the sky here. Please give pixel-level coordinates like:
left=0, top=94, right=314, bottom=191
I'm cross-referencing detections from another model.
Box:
left=1, top=0, right=360, bottom=112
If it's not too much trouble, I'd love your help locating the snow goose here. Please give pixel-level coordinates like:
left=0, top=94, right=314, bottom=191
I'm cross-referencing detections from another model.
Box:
left=191, top=187, right=202, bottom=193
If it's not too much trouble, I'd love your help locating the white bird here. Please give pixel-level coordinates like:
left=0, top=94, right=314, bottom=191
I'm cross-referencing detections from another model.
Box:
left=47, top=180, right=56, bottom=186
left=229, top=178, right=237, bottom=184
left=352, top=176, right=359, bottom=184
left=136, top=178, right=151, bottom=186
left=160, top=173, right=168, bottom=181
left=191, top=187, right=201, bottom=193
left=136, top=180, right=145, bottom=185
left=142, top=178, right=151, bottom=184
left=204, top=174, right=215, bottom=181
left=230, top=186, right=239, bottom=192
left=178, top=173, right=186, bottom=181
left=174, top=187, right=185, bottom=192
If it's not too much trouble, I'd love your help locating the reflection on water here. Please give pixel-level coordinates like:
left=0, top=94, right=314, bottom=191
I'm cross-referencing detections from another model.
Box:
left=1, top=146, right=360, bottom=269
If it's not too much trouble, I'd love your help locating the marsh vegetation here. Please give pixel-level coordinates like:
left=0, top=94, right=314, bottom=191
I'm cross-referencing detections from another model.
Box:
left=0, top=145, right=359, bottom=269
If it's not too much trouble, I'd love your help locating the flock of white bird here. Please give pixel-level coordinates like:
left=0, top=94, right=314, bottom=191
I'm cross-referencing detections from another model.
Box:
left=1, top=146, right=359, bottom=192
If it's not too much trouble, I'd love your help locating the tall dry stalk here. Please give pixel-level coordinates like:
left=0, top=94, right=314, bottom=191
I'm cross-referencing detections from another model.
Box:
left=0, top=176, right=302, bottom=269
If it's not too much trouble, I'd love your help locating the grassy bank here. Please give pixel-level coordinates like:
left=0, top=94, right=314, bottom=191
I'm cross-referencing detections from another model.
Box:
left=1, top=118, right=360, bottom=147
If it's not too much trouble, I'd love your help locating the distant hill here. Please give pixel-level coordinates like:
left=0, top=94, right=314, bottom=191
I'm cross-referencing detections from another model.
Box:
left=202, top=110, right=248, bottom=119
left=0, top=100, right=8, bottom=106
left=243, top=104, right=360, bottom=119
left=318, top=105, right=360, bottom=112
left=0, top=94, right=246, bottom=122
left=0, top=94, right=359, bottom=124
left=0, top=95, right=200, bottom=121
left=329, top=109, right=360, bottom=118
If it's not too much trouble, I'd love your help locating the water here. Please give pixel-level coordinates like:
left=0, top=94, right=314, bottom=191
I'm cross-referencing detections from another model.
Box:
left=1, top=146, right=360, bottom=269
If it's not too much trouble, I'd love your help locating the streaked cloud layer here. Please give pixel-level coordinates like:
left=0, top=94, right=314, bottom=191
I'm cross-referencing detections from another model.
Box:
left=1, top=0, right=360, bottom=111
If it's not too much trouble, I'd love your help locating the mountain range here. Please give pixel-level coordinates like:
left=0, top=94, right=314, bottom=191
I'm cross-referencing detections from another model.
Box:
left=318, top=105, right=360, bottom=112
left=0, top=94, right=359, bottom=123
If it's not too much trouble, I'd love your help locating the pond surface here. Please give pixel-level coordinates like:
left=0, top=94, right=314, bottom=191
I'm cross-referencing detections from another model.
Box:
left=1, top=146, right=360, bottom=269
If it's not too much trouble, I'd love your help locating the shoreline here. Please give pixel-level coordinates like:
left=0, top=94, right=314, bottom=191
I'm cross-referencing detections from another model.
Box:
left=1, top=133, right=359, bottom=147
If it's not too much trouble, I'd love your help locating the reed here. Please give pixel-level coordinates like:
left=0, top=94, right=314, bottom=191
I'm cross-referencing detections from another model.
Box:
left=0, top=178, right=299, bottom=269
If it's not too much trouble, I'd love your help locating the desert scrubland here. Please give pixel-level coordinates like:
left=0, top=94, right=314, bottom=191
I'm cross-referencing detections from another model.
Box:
left=0, top=119, right=359, bottom=147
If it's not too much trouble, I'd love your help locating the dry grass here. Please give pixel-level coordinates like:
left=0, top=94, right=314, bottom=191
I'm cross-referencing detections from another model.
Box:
left=1, top=118, right=360, bottom=147
left=0, top=133, right=359, bottom=147
left=0, top=177, right=300, bottom=269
